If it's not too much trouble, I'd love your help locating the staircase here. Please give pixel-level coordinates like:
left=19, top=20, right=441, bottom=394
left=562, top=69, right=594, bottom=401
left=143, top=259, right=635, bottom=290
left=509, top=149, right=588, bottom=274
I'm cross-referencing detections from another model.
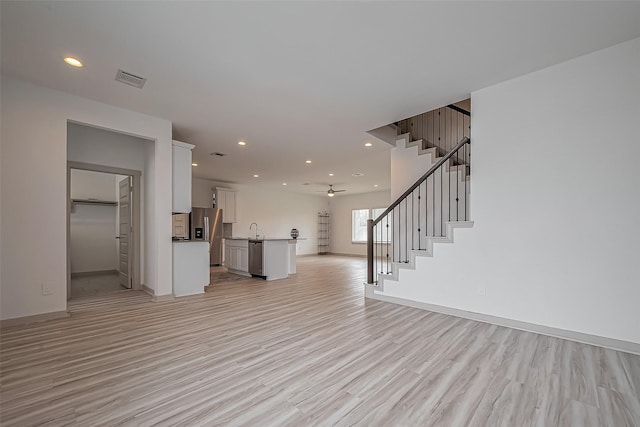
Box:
left=366, top=104, right=472, bottom=294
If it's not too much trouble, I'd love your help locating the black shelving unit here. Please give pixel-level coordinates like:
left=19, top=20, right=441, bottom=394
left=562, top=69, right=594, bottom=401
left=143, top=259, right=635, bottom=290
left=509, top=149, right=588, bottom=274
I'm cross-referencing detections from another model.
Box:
left=318, top=212, right=330, bottom=255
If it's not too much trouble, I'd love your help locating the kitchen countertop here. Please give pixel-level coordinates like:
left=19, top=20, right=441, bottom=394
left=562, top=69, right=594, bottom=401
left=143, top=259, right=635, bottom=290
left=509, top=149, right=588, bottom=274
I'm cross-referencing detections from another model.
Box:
left=172, top=239, right=209, bottom=243
left=225, top=237, right=307, bottom=242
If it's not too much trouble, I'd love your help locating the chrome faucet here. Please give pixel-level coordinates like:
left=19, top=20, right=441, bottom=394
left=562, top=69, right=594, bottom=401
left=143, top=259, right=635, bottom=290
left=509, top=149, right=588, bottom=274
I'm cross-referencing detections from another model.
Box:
left=250, top=223, right=258, bottom=239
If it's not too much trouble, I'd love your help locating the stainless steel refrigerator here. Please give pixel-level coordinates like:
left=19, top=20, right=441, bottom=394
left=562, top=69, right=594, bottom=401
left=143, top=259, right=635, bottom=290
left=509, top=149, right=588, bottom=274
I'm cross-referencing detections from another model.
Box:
left=190, top=208, right=223, bottom=266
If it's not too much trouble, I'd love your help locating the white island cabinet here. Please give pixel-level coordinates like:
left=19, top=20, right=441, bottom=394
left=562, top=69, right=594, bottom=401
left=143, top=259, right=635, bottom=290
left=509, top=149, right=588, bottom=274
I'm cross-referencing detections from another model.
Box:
left=261, top=240, right=289, bottom=281
left=225, top=238, right=249, bottom=274
left=225, top=238, right=295, bottom=280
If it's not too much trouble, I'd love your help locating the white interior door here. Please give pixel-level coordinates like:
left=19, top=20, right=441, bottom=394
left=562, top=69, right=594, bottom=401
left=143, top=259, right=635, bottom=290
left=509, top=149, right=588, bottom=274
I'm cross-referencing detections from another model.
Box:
left=118, top=177, right=132, bottom=289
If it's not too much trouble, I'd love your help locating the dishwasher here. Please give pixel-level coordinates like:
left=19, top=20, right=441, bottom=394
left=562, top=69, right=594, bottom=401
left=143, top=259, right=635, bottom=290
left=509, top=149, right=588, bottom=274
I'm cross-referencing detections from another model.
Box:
left=248, top=240, right=264, bottom=277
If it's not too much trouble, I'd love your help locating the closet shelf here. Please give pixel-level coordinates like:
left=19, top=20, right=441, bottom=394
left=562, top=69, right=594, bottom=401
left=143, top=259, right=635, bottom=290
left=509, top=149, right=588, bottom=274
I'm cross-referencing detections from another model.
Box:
left=71, top=199, right=118, bottom=206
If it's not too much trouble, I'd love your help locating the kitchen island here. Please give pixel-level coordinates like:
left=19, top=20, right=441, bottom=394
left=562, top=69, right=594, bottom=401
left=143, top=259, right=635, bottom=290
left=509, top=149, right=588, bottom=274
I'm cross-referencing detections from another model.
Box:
left=225, top=237, right=296, bottom=280
left=172, top=240, right=210, bottom=296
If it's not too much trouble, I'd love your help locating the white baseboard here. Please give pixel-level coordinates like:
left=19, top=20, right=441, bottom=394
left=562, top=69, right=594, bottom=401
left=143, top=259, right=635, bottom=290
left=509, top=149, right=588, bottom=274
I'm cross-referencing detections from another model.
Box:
left=366, top=290, right=640, bottom=355
left=327, top=253, right=367, bottom=258
left=226, top=269, right=252, bottom=277
left=152, top=293, right=175, bottom=302
left=1, top=310, right=70, bottom=328
left=143, top=286, right=175, bottom=302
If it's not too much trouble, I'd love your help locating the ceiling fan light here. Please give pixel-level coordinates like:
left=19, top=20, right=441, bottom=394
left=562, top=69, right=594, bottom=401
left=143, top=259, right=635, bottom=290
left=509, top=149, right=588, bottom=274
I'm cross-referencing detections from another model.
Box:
left=328, top=192, right=335, bottom=197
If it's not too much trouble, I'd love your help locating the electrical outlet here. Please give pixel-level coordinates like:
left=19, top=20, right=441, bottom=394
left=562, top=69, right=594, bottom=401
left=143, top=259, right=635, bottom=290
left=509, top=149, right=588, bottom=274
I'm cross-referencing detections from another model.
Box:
left=476, top=285, right=486, bottom=296
left=41, top=284, right=53, bottom=296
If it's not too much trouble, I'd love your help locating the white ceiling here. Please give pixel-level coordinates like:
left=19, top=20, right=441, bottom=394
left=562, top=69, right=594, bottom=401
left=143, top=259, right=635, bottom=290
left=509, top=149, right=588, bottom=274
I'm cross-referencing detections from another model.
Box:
left=3, top=1, right=640, bottom=196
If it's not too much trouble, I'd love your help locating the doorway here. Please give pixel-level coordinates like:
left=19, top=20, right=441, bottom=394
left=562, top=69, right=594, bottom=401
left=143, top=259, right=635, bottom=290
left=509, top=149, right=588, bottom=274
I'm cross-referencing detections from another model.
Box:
left=67, top=163, right=142, bottom=300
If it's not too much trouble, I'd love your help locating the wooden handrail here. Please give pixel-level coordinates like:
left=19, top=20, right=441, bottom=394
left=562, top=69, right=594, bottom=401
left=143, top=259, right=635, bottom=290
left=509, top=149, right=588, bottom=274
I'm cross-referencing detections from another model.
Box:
left=446, top=104, right=470, bottom=116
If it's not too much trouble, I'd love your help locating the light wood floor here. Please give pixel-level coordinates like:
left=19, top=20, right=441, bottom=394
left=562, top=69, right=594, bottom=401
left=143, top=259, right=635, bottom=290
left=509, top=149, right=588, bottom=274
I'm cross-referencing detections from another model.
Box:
left=1, top=255, right=639, bottom=426
left=70, top=271, right=124, bottom=299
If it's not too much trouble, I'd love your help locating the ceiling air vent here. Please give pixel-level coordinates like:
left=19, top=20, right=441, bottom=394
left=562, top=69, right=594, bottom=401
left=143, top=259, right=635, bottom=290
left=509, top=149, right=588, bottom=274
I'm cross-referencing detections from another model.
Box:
left=115, top=69, right=147, bottom=89
left=210, top=152, right=227, bottom=157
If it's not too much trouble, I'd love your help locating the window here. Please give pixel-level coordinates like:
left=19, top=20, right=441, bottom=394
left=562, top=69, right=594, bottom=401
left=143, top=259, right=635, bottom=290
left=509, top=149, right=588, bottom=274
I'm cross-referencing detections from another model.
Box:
left=352, top=208, right=385, bottom=243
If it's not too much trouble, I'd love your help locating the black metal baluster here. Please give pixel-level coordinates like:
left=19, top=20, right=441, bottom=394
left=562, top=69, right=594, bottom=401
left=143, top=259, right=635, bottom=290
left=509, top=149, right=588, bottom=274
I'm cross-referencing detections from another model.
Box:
left=411, top=191, right=414, bottom=251
left=440, top=166, right=443, bottom=236
left=425, top=177, right=429, bottom=237
left=373, top=224, right=376, bottom=280
left=438, top=109, right=441, bottom=151
left=392, top=207, right=395, bottom=263
left=376, top=223, right=379, bottom=279
left=404, top=198, right=408, bottom=262
left=448, top=143, right=451, bottom=222
left=464, top=142, right=468, bottom=221
left=417, top=183, right=421, bottom=250
left=399, top=202, right=403, bottom=263
left=379, top=226, right=383, bottom=275
left=372, top=223, right=375, bottom=281
left=456, top=147, right=460, bottom=221
left=456, top=109, right=460, bottom=159
left=432, top=171, right=435, bottom=237
left=386, top=215, right=389, bottom=273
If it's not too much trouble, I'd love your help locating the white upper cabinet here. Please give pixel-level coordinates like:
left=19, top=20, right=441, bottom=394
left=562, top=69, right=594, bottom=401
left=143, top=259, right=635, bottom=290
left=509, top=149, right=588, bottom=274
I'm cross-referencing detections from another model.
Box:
left=216, top=187, right=237, bottom=223
left=172, top=140, right=195, bottom=213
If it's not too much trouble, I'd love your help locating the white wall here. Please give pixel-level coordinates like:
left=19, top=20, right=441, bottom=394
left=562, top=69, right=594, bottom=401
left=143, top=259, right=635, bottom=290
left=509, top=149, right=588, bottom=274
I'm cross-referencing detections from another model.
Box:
left=68, top=123, right=148, bottom=171
left=69, top=170, right=118, bottom=273
left=391, top=137, right=438, bottom=201
left=193, top=178, right=329, bottom=255
left=377, top=37, right=640, bottom=345
left=0, top=75, right=173, bottom=320
left=329, top=191, right=391, bottom=256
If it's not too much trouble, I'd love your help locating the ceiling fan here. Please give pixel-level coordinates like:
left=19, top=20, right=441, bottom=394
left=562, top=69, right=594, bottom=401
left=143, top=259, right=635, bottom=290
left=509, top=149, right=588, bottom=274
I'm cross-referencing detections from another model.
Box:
left=326, top=184, right=346, bottom=197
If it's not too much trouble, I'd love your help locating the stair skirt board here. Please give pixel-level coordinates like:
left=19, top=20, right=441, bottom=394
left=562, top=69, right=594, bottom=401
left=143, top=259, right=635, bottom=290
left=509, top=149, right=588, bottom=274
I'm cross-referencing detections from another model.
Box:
left=374, top=221, right=473, bottom=291
left=364, top=290, right=640, bottom=356
left=397, top=133, right=470, bottom=173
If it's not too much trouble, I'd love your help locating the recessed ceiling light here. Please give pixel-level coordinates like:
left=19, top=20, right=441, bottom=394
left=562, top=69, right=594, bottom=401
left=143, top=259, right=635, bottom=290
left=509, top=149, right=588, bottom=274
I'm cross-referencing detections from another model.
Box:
left=374, top=184, right=379, bottom=187
left=238, top=141, right=246, bottom=146
left=253, top=174, right=259, bottom=178
left=352, top=172, right=365, bottom=177
left=364, top=141, right=373, bottom=147
left=192, top=163, right=198, bottom=167
left=282, top=182, right=287, bottom=186
left=64, top=57, right=83, bottom=67
left=305, top=160, right=312, bottom=164
left=329, top=173, right=334, bottom=177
